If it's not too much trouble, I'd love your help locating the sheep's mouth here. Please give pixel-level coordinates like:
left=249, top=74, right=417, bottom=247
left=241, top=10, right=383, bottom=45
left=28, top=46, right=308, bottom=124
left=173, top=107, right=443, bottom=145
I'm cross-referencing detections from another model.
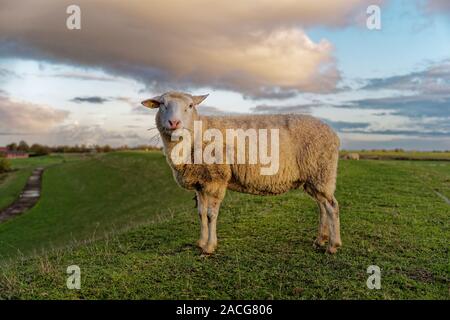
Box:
left=157, top=124, right=190, bottom=138
left=166, top=126, right=179, bottom=132
left=161, top=127, right=182, bottom=136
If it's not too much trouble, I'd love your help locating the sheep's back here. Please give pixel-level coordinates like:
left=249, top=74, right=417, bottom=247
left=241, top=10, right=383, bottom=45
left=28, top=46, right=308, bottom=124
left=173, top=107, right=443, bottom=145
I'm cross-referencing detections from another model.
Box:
left=204, top=115, right=339, bottom=195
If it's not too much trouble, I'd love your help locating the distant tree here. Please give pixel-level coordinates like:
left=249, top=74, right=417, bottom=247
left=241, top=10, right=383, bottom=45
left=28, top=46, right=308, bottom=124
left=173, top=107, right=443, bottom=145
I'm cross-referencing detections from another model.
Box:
left=17, top=140, right=30, bottom=152
left=6, top=143, right=17, bottom=151
left=93, top=145, right=101, bottom=153
left=53, top=145, right=64, bottom=153
left=30, top=144, right=51, bottom=156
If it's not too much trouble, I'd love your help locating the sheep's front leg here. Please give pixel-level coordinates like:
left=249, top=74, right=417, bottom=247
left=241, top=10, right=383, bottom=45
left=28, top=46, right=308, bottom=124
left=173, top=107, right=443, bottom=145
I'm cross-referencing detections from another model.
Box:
left=204, top=197, right=222, bottom=254
left=196, top=191, right=209, bottom=250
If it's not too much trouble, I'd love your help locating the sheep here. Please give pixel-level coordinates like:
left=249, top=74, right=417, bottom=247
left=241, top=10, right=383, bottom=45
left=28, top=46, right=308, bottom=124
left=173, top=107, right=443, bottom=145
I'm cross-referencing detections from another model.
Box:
left=141, top=91, right=341, bottom=254
left=343, top=153, right=360, bottom=160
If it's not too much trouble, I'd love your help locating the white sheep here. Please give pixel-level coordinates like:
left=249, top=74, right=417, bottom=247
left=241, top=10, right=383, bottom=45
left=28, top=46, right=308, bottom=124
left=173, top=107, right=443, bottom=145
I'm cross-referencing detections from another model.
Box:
left=343, top=153, right=360, bottom=160
left=142, top=92, right=341, bottom=254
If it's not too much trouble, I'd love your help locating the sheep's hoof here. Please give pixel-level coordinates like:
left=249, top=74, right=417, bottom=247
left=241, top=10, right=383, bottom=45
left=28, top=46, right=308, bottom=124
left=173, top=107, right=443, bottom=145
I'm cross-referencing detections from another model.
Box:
left=313, top=236, right=328, bottom=248
left=326, top=244, right=341, bottom=254
left=196, top=240, right=207, bottom=249
left=202, top=244, right=217, bottom=255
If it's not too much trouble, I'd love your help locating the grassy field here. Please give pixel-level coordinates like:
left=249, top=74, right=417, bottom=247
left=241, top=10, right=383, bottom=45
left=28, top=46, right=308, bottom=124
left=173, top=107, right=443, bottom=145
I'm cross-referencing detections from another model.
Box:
left=341, top=150, right=450, bottom=161
left=0, top=152, right=192, bottom=258
left=0, top=152, right=448, bottom=299
left=0, top=169, right=32, bottom=211
left=0, top=154, right=89, bottom=211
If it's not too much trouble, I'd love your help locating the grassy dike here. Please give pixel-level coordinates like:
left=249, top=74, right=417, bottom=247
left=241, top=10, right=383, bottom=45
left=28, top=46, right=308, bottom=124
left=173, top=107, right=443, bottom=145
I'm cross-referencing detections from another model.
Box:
left=0, top=152, right=448, bottom=299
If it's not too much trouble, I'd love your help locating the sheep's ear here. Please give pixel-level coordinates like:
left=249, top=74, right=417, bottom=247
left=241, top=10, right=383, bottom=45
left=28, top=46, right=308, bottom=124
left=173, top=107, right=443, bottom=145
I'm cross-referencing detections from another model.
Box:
left=141, top=97, right=161, bottom=109
left=192, top=94, right=209, bottom=105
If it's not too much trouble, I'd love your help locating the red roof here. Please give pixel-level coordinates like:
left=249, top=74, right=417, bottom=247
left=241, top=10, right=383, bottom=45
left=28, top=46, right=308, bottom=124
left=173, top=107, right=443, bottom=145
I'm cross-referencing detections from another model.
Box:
left=0, top=147, right=8, bottom=152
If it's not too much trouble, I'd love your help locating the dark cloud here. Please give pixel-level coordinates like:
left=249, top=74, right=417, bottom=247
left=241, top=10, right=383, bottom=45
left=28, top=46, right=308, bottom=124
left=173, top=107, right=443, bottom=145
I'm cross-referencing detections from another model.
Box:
left=352, top=95, right=450, bottom=118
left=50, top=72, right=116, bottom=82
left=70, top=95, right=145, bottom=108
left=250, top=104, right=313, bottom=114
left=335, top=60, right=450, bottom=120
left=363, top=60, right=450, bottom=94
left=0, top=67, right=15, bottom=78
left=323, top=120, right=371, bottom=132
left=70, top=96, right=109, bottom=104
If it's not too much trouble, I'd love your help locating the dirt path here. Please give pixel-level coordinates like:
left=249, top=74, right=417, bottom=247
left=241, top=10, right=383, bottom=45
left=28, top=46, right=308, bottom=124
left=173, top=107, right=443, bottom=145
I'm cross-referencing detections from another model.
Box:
left=0, top=167, right=44, bottom=223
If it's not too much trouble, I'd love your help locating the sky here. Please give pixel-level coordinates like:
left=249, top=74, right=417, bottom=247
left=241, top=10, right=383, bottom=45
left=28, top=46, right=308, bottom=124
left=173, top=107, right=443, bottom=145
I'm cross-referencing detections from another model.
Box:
left=0, top=0, right=449, bottom=150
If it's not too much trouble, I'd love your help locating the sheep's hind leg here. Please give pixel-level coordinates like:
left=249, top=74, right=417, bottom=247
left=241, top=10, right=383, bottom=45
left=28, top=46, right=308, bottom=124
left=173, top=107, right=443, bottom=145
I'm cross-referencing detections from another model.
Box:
left=196, top=191, right=209, bottom=250
left=324, top=196, right=341, bottom=254
left=313, top=202, right=329, bottom=248
left=304, top=184, right=329, bottom=249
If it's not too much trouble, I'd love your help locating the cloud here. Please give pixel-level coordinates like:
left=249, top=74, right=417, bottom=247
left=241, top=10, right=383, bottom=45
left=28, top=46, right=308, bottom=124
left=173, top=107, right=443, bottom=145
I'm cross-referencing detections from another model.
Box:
left=250, top=104, right=313, bottom=114
left=50, top=72, right=116, bottom=82
left=424, top=0, right=450, bottom=13
left=353, top=60, right=450, bottom=119
left=70, top=95, right=142, bottom=105
left=131, top=106, right=156, bottom=115
left=50, top=124, right=148, bottom=146
left=0, top=95, right=69, bottom=134
left=0, top=0, right=383, bottom=99
left=71, top=96, right=110, bottom=104
left=352, top=95, right=450, bottom=118
left=0, top=68, right=15, bottom=78
left=363, top=59, right=450, bottom=95
left=197, top=106, right=232, bottom=116
left=324, top=120, right=371, bottom=132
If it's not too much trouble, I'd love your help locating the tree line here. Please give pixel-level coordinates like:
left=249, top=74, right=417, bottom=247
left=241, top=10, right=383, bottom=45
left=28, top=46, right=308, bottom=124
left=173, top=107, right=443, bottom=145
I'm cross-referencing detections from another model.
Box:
left=5, top=141, right=161, bottom=156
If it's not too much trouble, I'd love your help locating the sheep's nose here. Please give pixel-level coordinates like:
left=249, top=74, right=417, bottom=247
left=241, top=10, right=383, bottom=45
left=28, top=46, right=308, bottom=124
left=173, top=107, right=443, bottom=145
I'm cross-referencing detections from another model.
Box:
left=168, top=119, right=181, bottom=129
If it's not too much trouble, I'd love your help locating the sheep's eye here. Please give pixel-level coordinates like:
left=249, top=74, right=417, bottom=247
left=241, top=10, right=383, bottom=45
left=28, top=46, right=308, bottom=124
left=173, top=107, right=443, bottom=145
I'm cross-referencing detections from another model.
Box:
left=189, top=103, right=193, bottom=109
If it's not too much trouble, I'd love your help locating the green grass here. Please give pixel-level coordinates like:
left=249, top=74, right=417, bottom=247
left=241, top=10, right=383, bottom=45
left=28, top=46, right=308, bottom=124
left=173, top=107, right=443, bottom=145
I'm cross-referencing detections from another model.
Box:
left=0, top=169, right=32, bottom=211
left=8, top=154, right=77, bottom=170
left=0, top=152, right=192, bottom=259
left=0, top=152, right=448, bottom=299
left=0, top=154, right=78, bottom=211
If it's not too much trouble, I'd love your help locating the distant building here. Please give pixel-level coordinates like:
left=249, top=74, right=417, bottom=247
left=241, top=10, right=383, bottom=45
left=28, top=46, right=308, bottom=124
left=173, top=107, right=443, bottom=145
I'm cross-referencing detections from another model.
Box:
left=0, top=147, right=29, bottom=159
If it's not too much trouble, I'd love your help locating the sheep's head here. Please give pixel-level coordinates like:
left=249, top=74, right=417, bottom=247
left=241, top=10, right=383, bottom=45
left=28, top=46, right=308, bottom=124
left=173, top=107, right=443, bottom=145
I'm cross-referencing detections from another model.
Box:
left=141, top=91, right=208, bottom=136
